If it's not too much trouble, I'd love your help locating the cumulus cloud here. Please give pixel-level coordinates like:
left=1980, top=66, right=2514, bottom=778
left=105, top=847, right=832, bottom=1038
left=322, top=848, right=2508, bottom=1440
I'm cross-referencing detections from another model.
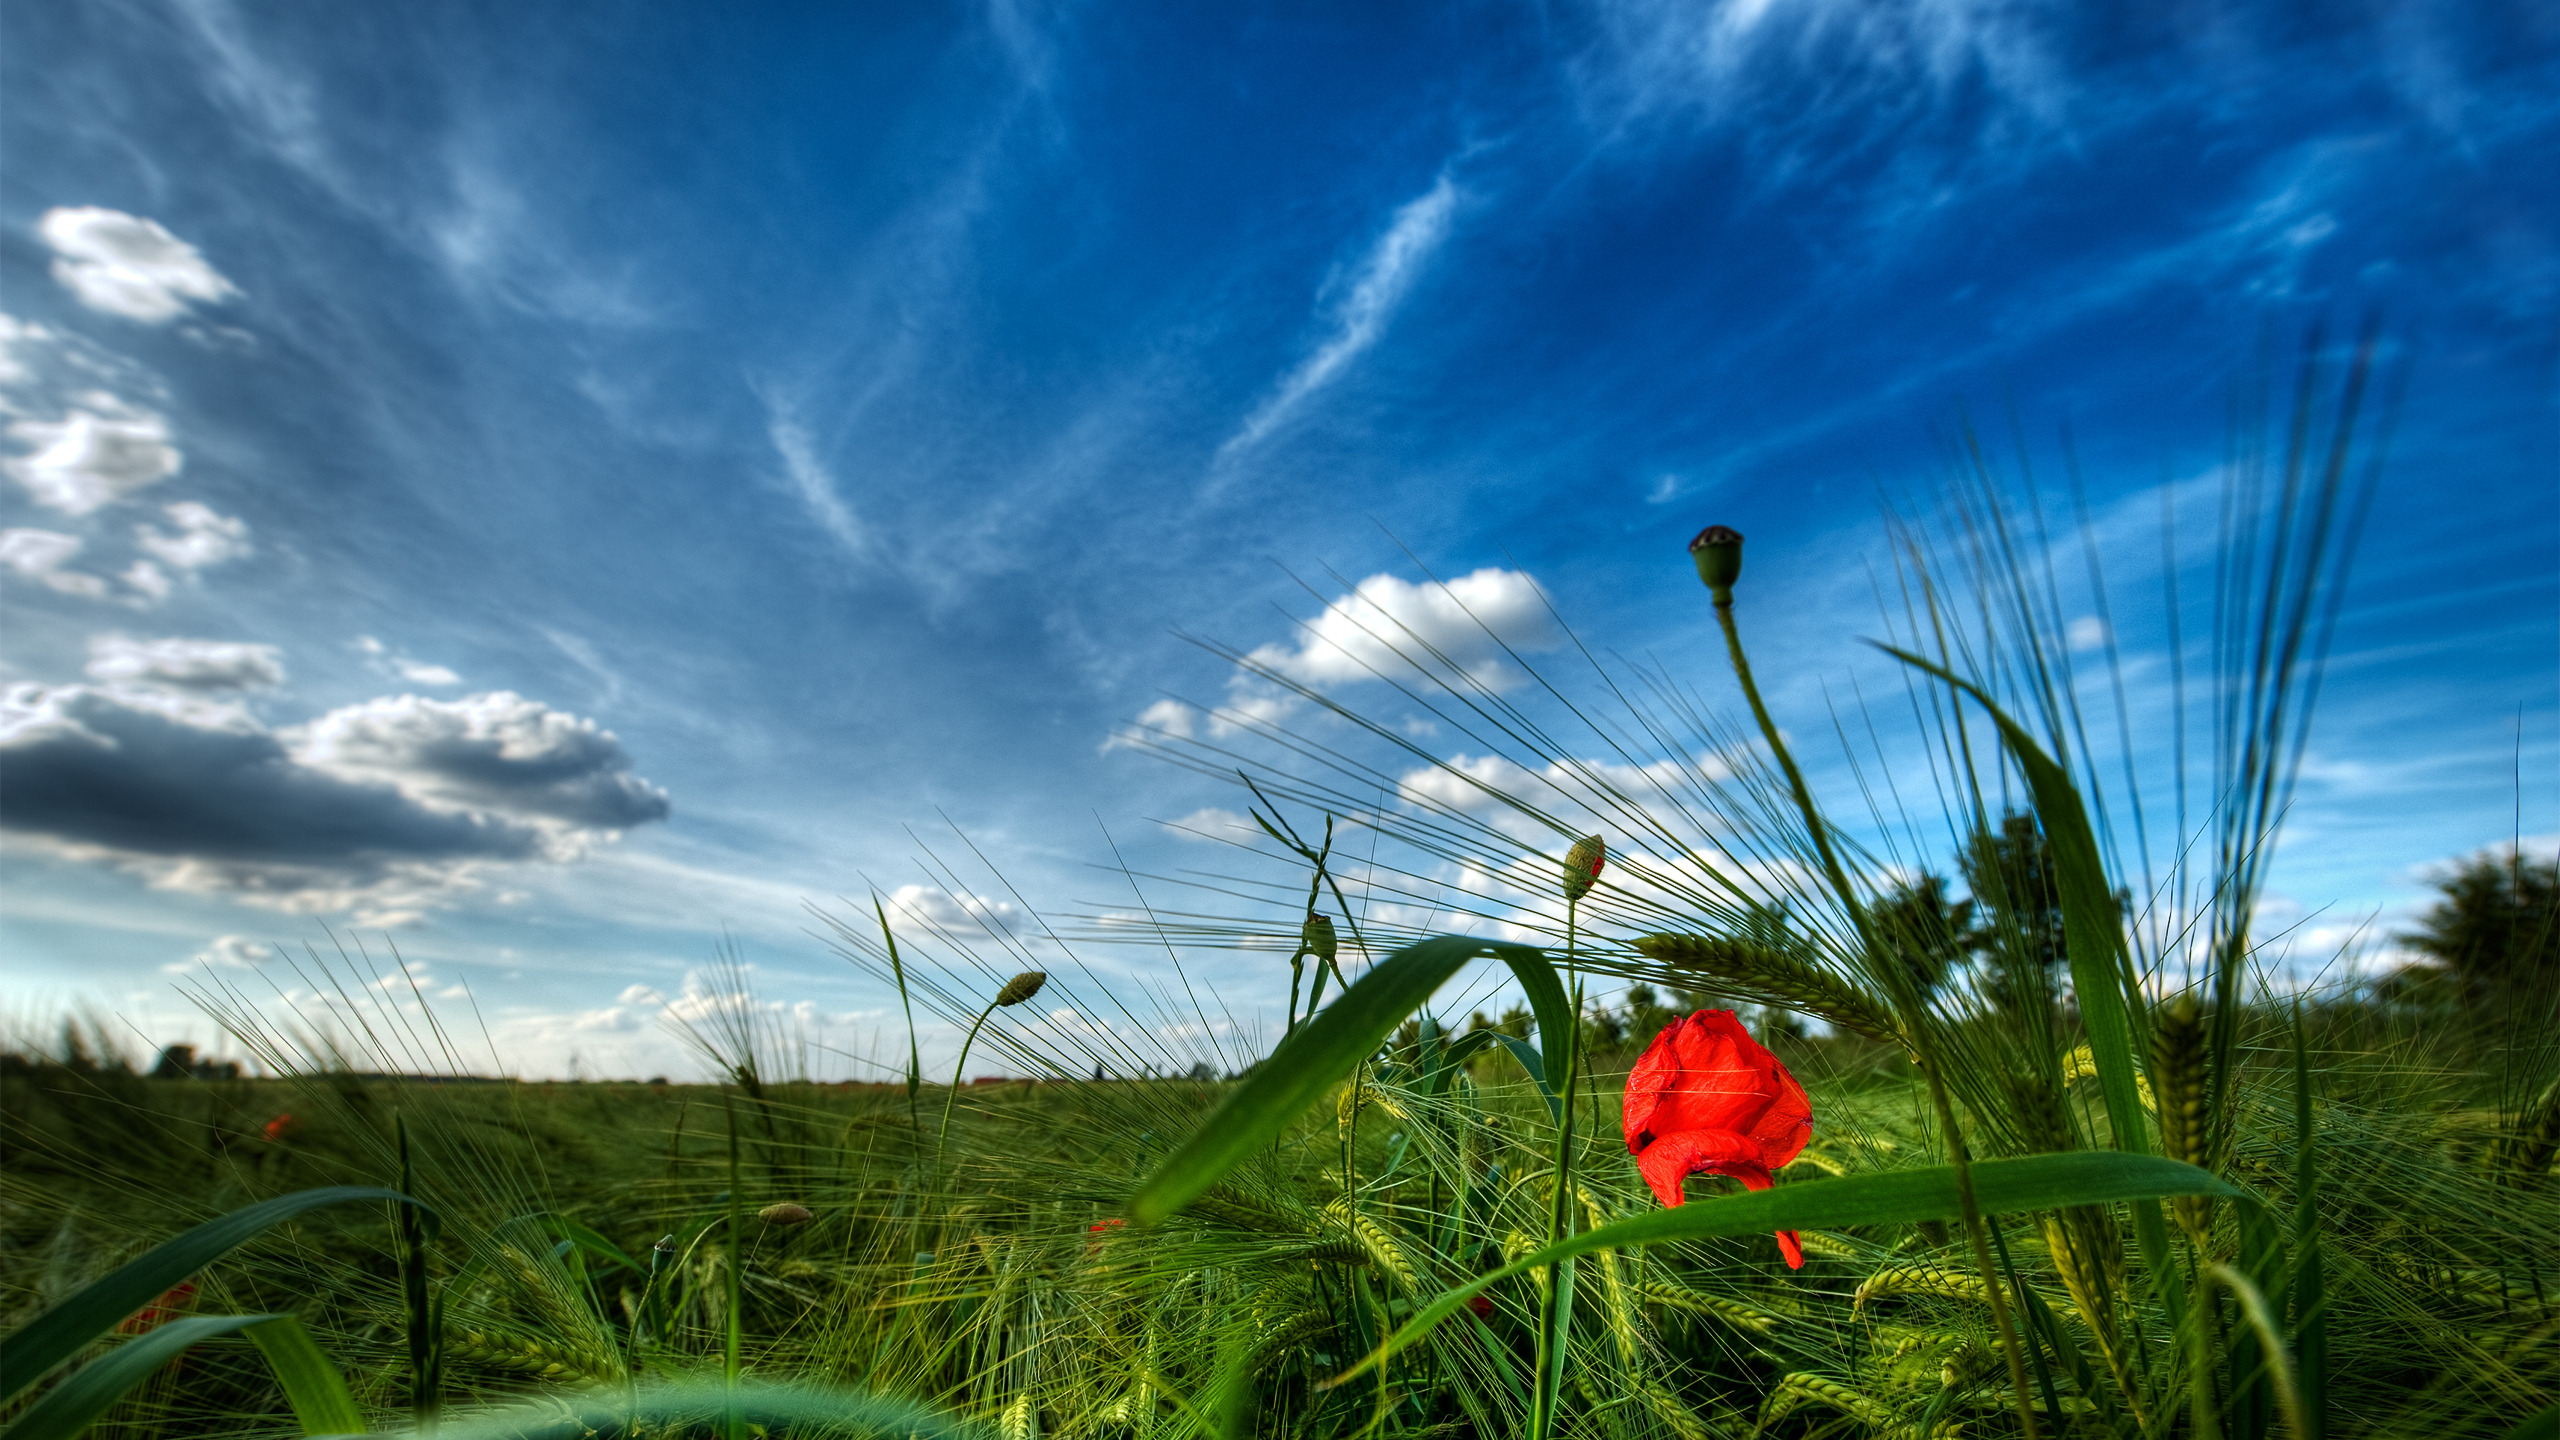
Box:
left=1219, top=173, right=1461, bottom=461
left=292, top=692, right=671, bottom=836
left=1398, top=750, right=1727, bottom=845
left=39, top=208, right=241, bottom=323
left=136, top=501, right=252, bottom=572
left=86, top=634, right=285, bottom=692
left=1247, top=568, right=1564, bottom=691
left=880, top=883, right=1022, bottom=941
left=353, top=635, right=462, bottom=687
left=6, top=393, right=182, bottom=515
left=0, top=685, right=668, bottom=916
left=1, top=528, right=108, bottom=598
left=1164, top=807, right=1260, bottom=842
left=1105, top=568, right=1566, bottom=751
left=164, top=934, right=274, bottom=975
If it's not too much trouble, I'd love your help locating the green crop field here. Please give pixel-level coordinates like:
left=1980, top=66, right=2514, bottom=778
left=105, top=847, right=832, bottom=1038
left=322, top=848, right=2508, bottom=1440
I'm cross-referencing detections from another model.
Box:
left=4, top=352, right=2553, bottom=1439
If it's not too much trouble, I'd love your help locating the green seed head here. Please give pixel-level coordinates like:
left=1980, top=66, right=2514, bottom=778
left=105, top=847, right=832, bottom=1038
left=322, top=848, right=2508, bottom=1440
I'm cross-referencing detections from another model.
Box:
left=996, top=971, right=1047, bottom=1007
left=1563, top=834, right=1605, bottom=902
left=1689, top=525, right=1744, bottom=598
left=1302, top=912, right=1338, bottom=965
left=758, top=1202, right=813, bottom=1226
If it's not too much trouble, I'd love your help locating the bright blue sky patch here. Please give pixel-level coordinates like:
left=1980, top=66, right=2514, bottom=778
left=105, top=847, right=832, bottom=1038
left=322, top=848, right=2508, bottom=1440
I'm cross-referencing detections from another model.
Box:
left=3, top=1, right=2553, bottom=1077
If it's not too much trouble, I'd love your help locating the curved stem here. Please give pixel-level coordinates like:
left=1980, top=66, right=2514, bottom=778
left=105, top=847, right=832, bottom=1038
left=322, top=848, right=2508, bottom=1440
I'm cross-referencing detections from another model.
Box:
left=1710, top=590, right=2040, bottom=1440
left=934, top=1002, right=1002, bottom=1180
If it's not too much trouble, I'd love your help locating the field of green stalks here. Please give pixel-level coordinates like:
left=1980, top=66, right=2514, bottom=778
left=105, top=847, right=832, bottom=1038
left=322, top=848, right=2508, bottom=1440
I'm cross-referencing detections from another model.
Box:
left=4, top=343, right=2554, bottom=1440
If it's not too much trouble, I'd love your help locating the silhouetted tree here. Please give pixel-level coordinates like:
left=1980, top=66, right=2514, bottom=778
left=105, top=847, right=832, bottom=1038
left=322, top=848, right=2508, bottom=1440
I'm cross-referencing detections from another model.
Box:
left=1870, top=872, right=1974, bottom=1002
left=1962, top=812, right=2069, bottom=1015
left=2396, top=848, right=2559, bottom=1010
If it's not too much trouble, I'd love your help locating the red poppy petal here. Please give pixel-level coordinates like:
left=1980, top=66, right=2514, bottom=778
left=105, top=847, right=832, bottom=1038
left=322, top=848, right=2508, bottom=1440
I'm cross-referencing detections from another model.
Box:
left=1623, top=1025, right=1681, bottom=1149
left=1631, top=1128, right=1764, bottom=1208
left=1776, top=1230, right=1805, bottom=1270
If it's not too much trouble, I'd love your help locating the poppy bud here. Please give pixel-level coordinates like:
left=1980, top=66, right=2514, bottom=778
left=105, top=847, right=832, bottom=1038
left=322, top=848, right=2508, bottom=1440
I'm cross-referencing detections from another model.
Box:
left=1688, top=525, right=1744, bottom=598
left=1302, top=912, right=1337, bottom=965
left=1563, top=835, right=1605, bottom=902
left=758, top=1202, right=813, bottom=1226
left=995, top=972, right=1047, bottom=1007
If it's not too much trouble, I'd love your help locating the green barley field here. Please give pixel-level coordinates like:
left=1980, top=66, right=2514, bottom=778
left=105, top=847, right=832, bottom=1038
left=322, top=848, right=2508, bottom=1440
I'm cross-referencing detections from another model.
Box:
left=6, top=353, right=2554, bottom=1439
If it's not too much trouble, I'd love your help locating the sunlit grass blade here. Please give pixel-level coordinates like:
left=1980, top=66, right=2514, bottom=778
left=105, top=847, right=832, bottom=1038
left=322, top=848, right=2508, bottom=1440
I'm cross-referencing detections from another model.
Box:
left=0, top=1187, right=431, bottom=1404
left=1130, top=935, right=1559, bottom=1225
left=1873, top=644, right=2150, bottom=1157
left=245, top=1315, right=369, bottom=1437
left=1327, top=1151, right=2234, bottom=1385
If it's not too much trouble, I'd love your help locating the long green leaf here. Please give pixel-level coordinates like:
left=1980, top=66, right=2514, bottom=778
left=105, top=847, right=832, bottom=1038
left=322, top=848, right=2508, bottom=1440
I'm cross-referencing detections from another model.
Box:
left=2507, top=1407, right=2560, bottom=1440
left=1328, top=1151, right=2233, bottom=1384
left=0, top=1187, right=429, bottom=1404
left=1872, top=645, right=2151, bottom=1158
left=246, top=1316, right=368, bottom=1436
left=4, top=1313, right=279, bottom=1440
left=1131, top=935, right=1559, bottom=1225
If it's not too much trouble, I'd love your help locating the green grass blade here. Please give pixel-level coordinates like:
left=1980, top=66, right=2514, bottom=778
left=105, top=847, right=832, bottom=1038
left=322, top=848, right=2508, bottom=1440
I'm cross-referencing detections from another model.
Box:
left=1130, top=935, right=1556, bottom=1225
left=2293, top=1003, right=2328, bottom=1440
left=1328, top=1151, right=2233, bottom=1384
left=2507, top=1407, right=2560, bottom=1440
left=1873, top=644, right=2151, bottom=1158
left=245, top=1315, right=367, bottom=1436
left=3, top=1313, right=282, bottom=1440
left=1488, top=1033, right=1561, bottom=1119
left=0, top=1187, right=428, bottom=1405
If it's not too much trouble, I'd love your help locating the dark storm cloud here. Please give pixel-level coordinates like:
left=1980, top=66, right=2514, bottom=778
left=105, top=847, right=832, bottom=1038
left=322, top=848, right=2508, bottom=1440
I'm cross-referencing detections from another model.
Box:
left=0, top=685, right=548, bottom=868
left=0, top=686, right=668, bottom=901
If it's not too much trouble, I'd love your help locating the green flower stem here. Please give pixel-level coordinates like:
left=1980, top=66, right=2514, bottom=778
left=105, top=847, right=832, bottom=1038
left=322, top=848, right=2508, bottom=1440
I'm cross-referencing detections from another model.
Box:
left=1528, top=897, right=1585, bottom=1440
left=934, top=1001, right=1003, bottom=1179
left=1709, top=584, right=2041, bottom=1440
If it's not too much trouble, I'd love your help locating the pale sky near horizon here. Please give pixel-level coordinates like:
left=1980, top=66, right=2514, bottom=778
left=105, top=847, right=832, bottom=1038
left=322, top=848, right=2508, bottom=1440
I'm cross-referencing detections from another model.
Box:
left=3, top=0, right=2553, bottom=1079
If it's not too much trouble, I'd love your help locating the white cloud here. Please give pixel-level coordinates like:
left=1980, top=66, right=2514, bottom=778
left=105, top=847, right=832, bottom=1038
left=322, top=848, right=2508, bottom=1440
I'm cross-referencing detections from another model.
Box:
left=163, top=934, right=273, bottom=975
left=120, top=561, right=171, bottom=602
left=1245, top=567, right=1564, bottom=692
left=86, top=634, right=286, bottom=692
left=767, top=400, right=873, bottom=563
left=39, top=208, right=240, bottom=323
left=1218, top=173, right=1461, bottom=460
left=0, top=314, right=54, bottom=386
left=136, top=501, right=252, bottom=572
left=0, top=684, right=670, bottom=918
left=0, top=528, right=108, bottom=598
left=2066, top=615, right=2109, bottom=652
left=396, top=660, right=461, bottom=686
left=290, top=692, right=672, bottom=846
left=1164, top=807, right=1259, bottom=842
left=880, top=883, right=1022, bottom=941
left=6, top=393, right=182, bottom=515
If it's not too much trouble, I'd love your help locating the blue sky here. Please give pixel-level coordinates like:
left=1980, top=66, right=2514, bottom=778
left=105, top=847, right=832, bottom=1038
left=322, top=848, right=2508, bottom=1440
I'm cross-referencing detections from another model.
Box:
left=3, top=0, right=2553, bottom=1078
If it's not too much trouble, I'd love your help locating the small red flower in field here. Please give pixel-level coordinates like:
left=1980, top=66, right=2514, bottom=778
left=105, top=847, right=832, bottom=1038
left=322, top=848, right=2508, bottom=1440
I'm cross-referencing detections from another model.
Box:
left=1089, top=1218, right=1124, bottom=1233
left=1467, top=1294, right=1495, bottom=1320
left=263, top=1113, right=300, bottom=1143
left=119, top=1281, right=196, bottom=1334
left=1622, top=1009, right=1813, bottom=1269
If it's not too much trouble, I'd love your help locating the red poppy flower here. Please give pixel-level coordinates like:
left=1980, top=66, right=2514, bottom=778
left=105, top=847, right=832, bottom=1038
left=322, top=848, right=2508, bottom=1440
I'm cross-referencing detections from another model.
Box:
left=119, top=1282, right=196, bottom=1334
left=1088, top=1218, right=1125, bottom=1234
left=1622, top=1009, right=1813, bottom=1269
left=263, top=1113, right=299, bottom=1143
left=1466, top=1294, right=1495, bottom=1320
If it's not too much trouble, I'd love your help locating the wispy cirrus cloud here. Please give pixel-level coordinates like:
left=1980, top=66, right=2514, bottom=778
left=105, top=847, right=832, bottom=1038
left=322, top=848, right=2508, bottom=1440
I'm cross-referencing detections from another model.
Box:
left=1215, top=172, right=1462, bottom=466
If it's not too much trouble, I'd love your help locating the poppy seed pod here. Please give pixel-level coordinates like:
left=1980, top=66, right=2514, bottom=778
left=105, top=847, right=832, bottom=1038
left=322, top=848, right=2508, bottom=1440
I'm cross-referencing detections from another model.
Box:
left=1689, top=525, right=1744, bottom=597
left=1563, top=835, right=1605, bottom=902
left=996, top=971, right=1047, bottom=1007
left=1302, top=912, right=1337, bottom=965
left=758, top=1202, right=813, bottom=1226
